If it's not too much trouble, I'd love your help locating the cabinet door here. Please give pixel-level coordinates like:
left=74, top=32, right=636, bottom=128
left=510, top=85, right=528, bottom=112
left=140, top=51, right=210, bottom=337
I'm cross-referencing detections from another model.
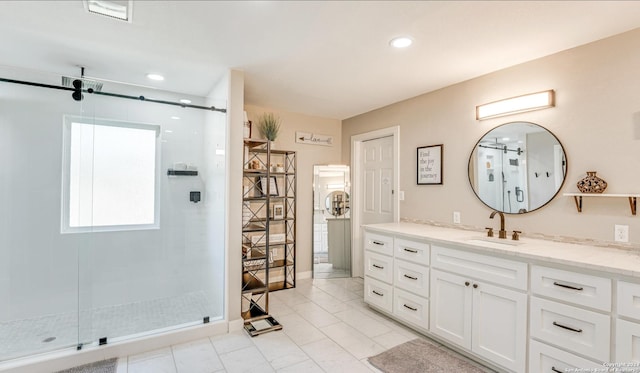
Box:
left=616, top=319, right=640, bottom=363
left=530, top=296, right=610, bottom=362
left=529, top=340, right=602, bottom=373
left=430, top=269, right=472, bottom=349
left=394, top=259, right=429, bottom=296
left=364, top=251, right=393, bottom=284
left=393, top=288, right=429, bottom=331
left=472, top=281, right=527, bottom=372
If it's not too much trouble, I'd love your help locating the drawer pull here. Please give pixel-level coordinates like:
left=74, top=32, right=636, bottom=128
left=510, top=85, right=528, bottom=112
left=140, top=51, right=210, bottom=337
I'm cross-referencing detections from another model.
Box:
left=372, top=240, right=385, bottom=246
left=403, top=274, right=418, bottom=280
left=403, top=304, right=417, bottom=311
left=551, top=367, right=563, bottom=373
left=403, top=247, right=418, bottom=253
left=552, top=321, right=582, bottom=333
left=372, top=264, right=384, bottom=269
left=372, top=290, right=384, bottom=297
left=553, top=282, right=583, bottom=291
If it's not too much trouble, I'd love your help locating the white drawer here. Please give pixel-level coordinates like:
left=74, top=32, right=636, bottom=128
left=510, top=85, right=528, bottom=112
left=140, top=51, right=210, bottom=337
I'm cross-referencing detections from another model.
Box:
left=364, top=251, right=393, bottom=284
left=430, top=245, right=527, bottom=290
left=616, top=318, right=640, bottom=363
left=529, top=339, right=603, bottom=372
left=394, top=259, right=429, bottom=297
left=530, top=296, right=610, bottom=361
left=393, top=288, right=429, bottom=330
left=531, top=265, right=611, bottom=312
left=364, top=276, right=393, bottom=313
left=395, top=237, right=430, bottom=266
left=618, top=281, right=640, bottom=321
left=364, top=231, right=393, bottom=256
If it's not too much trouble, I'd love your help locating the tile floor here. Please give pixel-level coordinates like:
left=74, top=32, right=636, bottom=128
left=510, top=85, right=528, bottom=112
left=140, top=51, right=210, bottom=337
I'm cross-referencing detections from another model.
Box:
left=0, top=292, right=212, bottom=361
left=312, top=263, right=350, bottom=279
left=114, top=277, right=490, bottom=373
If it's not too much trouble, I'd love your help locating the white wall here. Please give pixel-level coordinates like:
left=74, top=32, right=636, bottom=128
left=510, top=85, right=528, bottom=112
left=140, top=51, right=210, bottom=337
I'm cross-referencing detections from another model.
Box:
left=244, top=105, right=342, bottom=274
left=343, top=28, right=640, bottom=244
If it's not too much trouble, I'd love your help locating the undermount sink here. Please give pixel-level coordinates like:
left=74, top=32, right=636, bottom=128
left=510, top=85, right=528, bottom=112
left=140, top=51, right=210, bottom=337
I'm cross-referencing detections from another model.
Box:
left=466, top=237, right=523, bottom=247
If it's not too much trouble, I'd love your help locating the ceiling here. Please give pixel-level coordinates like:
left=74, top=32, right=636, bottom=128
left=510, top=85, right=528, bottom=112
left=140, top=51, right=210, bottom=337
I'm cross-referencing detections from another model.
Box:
left=1, top=1, right=640, bottom=120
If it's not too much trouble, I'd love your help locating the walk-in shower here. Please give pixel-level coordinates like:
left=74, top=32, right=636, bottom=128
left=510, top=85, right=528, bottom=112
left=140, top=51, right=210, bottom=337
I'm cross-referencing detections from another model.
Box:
left=0, top=66, right=227, bottom=362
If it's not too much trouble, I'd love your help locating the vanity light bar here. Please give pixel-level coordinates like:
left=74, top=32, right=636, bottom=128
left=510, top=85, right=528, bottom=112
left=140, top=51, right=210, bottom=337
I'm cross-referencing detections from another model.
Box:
left=476, top=90, right=555, bottom=120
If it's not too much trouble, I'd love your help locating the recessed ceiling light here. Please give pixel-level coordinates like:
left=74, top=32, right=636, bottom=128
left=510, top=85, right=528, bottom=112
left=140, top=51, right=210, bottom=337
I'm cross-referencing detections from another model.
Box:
left=390, top=36, right=413, bottom=48
left=171, top=116, right=180, bottom=120
left=165, top=130, right=174, bottom=133
left=146, top=73, right=164, bottom=81
left=180, top=99, right=192, bottom=104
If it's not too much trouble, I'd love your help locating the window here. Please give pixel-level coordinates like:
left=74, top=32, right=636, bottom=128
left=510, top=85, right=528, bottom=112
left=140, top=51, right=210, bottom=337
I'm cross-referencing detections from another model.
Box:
left=62, top=116, right=160, bottom=232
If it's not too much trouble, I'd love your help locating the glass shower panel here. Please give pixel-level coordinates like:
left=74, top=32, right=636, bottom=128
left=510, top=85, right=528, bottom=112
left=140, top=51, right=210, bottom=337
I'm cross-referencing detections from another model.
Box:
left=76, top=81, right=226, bottom=347
left=313, top=165, right=351, bottom=279
left=0, top=65, right=226, bottom=361
left=0, top=67, right=86, bottom=360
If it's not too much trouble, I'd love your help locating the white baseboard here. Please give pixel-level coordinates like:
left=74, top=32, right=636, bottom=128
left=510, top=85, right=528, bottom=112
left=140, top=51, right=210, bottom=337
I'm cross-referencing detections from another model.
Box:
left=228, top=318, right=244, bottom=332
left=297, top=271, right=312, bottom=280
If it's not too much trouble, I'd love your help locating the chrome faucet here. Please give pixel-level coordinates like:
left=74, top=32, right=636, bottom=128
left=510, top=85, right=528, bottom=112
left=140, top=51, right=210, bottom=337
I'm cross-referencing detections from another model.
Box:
left=489, top=210, right=507, bottom=239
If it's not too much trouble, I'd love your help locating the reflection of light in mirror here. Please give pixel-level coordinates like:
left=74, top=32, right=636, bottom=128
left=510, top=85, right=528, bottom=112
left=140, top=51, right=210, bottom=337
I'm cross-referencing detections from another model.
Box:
left=326, top=184, right=345, bottom=189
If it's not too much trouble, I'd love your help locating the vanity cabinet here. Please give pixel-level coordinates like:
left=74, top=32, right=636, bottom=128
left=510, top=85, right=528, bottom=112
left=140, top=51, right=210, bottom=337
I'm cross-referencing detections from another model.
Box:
left=363, top=231, right=395, bottom=314
left=363, top=230, right=431, bottom=331
left=616, top=281, right=640, bottom=362
left=529, top=265, right=611, bottom=369
left=430, top=246, right=527, bottom=372
left=363, top=223, right=640, bottom=373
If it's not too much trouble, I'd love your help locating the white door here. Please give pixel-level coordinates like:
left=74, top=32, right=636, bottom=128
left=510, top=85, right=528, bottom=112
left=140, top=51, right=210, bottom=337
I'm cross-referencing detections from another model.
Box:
left=353, top=136, right=395, bottom=277
left=429, top=269, right=472, bottom=349
left=361, top=136, right=395, bottom=226
left=472, top=281, right=527, bottom=372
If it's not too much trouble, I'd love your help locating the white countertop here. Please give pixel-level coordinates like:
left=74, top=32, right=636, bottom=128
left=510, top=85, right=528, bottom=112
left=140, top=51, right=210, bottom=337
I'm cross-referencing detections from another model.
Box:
left=364, top=222, right=640, bottom=279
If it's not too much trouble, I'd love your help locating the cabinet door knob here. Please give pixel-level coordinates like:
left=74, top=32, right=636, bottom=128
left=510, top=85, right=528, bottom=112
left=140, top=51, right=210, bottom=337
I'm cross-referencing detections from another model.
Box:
left=473, top=283, right=478, bottom=289
left=465, top=281, right=470, bottom=286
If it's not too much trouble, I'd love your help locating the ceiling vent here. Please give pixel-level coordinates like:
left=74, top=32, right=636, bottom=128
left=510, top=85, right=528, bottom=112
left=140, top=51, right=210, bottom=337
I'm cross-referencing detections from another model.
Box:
left=83, top=0, right=132, bottom=22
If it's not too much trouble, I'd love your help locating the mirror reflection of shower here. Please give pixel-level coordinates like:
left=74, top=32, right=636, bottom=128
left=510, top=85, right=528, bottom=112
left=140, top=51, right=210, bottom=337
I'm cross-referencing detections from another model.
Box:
left=313, top=165, right=351, bottom=279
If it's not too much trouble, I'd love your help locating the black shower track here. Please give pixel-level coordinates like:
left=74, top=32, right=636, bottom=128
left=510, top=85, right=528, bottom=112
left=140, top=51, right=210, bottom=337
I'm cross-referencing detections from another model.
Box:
left=0, top=77, right=227, bottom=113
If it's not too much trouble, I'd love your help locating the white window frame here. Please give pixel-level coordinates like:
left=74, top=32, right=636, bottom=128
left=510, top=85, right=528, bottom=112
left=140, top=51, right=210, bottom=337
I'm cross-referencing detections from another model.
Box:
left=61, top=115, right=161, bottom=233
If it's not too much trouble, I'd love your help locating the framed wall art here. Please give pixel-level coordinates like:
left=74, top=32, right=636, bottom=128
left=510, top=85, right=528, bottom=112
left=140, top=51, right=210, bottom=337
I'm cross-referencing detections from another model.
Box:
left=257, top=176, right=279, bottom=196
left=417, top=144, right=443, bottom=185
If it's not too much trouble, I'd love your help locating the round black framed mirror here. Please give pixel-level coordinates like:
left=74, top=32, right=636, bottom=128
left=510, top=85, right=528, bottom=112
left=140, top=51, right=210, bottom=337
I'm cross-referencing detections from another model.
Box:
left=468, top=122, right=567, bottom=214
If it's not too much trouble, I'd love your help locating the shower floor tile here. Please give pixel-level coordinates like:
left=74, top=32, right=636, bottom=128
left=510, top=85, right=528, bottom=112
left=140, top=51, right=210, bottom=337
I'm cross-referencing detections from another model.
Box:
left=0, top=291, right=213, bottom=361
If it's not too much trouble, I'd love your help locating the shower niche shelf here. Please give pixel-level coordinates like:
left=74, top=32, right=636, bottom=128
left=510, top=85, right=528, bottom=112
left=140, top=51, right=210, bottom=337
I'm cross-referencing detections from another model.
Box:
left=564, top=193, right=639, bottom=215
left=167, top=169, right=198, bottom=176
left=242, top=139, right=296, bottom=336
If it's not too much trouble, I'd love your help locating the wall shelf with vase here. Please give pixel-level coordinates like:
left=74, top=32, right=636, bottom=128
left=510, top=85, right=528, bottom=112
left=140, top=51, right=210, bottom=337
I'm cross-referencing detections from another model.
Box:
left=563, top=193, right=640, bottom=215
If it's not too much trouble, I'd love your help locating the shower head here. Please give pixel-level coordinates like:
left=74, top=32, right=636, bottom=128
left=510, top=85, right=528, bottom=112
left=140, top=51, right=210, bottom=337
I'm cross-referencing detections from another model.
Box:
left=61, top=76, right=103, bottom=92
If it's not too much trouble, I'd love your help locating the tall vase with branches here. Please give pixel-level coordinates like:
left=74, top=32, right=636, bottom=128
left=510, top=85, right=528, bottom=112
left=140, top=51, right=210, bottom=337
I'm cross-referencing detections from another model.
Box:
left=258, top=113, right=281, bottom=148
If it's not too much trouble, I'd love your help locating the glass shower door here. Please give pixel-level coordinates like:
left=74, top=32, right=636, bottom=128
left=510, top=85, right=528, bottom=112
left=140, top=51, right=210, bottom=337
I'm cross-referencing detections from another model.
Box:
left=75, top=81, right=227, bottom=347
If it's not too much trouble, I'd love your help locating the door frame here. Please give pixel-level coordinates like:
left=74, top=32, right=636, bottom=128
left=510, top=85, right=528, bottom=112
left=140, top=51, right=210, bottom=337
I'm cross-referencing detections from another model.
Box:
left=350, top=125, right=400, bottom=278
